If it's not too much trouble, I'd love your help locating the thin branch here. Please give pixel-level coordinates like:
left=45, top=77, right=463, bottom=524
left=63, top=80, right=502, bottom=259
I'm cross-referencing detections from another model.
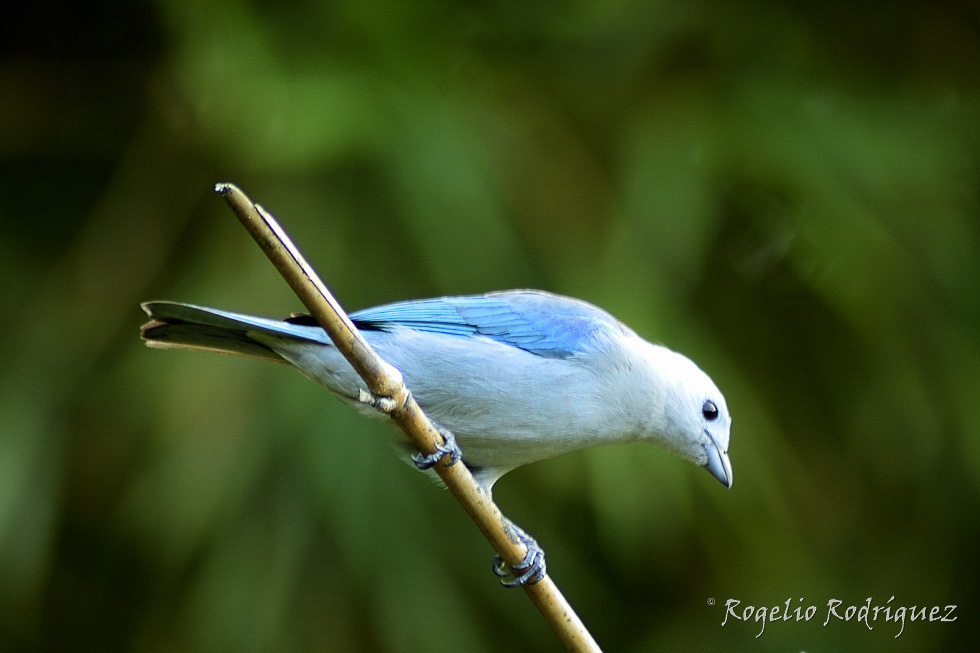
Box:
left=214, top=183, right=601, bottom=652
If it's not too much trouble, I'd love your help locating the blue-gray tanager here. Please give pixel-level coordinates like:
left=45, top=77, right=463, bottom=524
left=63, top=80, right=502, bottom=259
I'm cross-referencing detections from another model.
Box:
left=141, top=290, right=732, bottom=584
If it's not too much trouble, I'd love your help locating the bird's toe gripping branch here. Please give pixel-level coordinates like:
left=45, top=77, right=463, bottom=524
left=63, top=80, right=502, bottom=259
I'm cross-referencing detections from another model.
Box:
left=493, top=524, right=547, bottom=587
left=356, top=387, right=461, bottom=469
left=412, top=427, right=462, bottom=470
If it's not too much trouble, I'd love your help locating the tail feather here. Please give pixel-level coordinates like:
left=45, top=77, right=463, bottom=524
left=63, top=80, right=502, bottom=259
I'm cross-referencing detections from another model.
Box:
left=140, top=301, right=328, bottom=363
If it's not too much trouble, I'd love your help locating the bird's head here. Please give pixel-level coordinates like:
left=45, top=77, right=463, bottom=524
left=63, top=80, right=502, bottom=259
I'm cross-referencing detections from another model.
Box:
left=637, top=343, right=733, bottom=488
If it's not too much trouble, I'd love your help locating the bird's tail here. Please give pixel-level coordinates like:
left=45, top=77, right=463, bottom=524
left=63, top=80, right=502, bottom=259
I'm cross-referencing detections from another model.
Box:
left=140, top=301, right=329, bottom=363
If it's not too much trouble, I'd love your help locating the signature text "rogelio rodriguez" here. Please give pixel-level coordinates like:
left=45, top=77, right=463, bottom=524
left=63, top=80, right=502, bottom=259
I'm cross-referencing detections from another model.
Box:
left=719, top=596, right=957, bottom=638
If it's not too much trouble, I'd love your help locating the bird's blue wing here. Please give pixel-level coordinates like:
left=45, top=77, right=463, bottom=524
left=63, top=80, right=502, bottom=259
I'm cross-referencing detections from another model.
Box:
left=350, top=290, right=628, bottom=358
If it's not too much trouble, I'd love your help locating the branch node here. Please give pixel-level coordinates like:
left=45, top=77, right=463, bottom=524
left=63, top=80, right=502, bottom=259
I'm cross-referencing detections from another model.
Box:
left=357, top=388, right=399, bottom=413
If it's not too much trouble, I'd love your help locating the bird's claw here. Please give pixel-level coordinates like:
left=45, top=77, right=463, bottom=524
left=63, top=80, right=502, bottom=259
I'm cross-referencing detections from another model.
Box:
left=492, top=529, right=546, bottom=587
left=412, top=428, right=462, bottom=470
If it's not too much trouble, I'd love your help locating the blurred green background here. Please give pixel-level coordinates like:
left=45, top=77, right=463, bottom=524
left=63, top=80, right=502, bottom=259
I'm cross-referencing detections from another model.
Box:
left=2, top=1, right=979, bottom=650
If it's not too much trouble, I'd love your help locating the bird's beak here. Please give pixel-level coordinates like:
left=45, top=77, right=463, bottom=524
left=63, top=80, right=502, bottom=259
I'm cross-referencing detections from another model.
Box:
left=703, top=433, right=733, bottom=489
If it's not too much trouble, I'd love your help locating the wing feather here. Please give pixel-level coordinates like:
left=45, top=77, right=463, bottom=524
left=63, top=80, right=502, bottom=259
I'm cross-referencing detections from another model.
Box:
left=350, top=290, right=626, bottom=358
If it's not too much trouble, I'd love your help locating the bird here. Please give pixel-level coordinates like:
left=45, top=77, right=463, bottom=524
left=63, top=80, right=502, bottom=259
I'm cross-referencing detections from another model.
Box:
left=140, top=289, right=732, bottom=585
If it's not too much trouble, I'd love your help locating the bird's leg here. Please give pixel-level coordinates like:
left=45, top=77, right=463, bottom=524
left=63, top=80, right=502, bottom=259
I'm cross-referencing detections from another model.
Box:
left=412, top=426, right=462, bottom=469
left=356, top=388, right=462, bottom=469
left=492, top=518, right=547, bottom=587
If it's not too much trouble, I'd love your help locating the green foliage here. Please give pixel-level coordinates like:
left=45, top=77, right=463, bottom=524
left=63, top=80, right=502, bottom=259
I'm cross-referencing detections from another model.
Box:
left=1, top=1, right=978, bottom=650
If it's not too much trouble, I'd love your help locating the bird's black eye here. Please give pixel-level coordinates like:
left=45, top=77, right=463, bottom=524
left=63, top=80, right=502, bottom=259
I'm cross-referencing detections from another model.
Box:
left=702, top=400, right=719, bottom=421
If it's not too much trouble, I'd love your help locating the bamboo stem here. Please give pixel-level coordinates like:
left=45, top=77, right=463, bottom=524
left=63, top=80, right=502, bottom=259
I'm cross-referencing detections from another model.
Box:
left=214, top=182, right=601, bottom=653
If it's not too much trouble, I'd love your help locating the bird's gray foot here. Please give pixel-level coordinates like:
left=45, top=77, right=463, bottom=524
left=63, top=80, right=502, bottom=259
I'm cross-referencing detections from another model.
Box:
left=492, top=523, right=546, bottom=587
left=412, top=427, right=462, bottom=470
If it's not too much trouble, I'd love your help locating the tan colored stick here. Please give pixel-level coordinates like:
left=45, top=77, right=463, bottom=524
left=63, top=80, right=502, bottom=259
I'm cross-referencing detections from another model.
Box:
left=214, top=183, right=601, bottom=652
